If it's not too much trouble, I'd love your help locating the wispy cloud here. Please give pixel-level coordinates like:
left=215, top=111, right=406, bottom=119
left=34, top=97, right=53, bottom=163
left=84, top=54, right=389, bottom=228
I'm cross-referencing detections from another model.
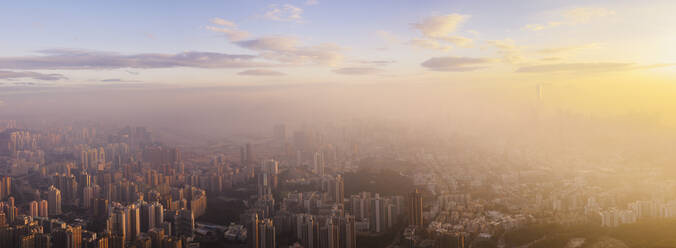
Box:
left=516, top=62, right=673, bottom=73
left=421, top=56, right=492, bottom=71
left=564, top=7, right=615, bottom=23
left=305, top=0, right=319, bottom=5
left=410, top=14, right=473, bottom=48
left=332, top=67, right=382, bottom=75
left=263, top=4, right=304, bottom=22
left=101, top=78, right=123, bottom=82
left=0, top=49, right=265, bottom=70
left=375, top=30, right=400, bottom=46
left=237, top=69, right=286, bottom=76
left=523, top=7, right=615, bottom=31
left=522, top=22, right=562, bottom=31
left=0, top=70, right=67, bottom=80
left=485, top=39, right=524, bottom=64
left=536, top=43, right=601, bottom=55
left=100, top=78, right=141, bottom=83
left=205, top=18, right=250, bottom=41
left=408, top=39, right=452, bottom=51
left=236, top=36, right=343, bottom=65
left=355, top=60, right=395, bottom=66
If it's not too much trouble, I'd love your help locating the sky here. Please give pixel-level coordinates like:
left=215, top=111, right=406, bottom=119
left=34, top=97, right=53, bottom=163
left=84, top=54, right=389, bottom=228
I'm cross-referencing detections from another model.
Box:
left=0, top=0, right=673, bottom=87
left=1, top=0, right=676, bottom=129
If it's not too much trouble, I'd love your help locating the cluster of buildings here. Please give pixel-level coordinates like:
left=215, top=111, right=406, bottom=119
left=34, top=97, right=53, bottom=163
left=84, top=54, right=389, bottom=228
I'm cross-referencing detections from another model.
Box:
left=0, top=124, right=213, bottom=248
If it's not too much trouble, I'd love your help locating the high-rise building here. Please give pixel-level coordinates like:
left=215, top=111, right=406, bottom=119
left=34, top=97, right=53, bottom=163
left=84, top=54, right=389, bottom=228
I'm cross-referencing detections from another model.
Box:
left=370, top=194, right=386, bottom=233
left=171, top=209, right=194, bottom=237
left=34, top=233, right=51, bottom=248
left=123, top=204, right=141, bottom=242
left=83, top=186, right=94, bottom=209
left=350, top=192, right=371, bottom=220
left=248, top=214, right=276, bottom=248
left=247, top=214, right=260, bottom=248
left=313, top=152, right=325, bottom=176
left=39, top=200, right=48, bottom=217
left=29, top=200, right=39, bottom=217
left=273, top=124, right=286, bottom=141
left=108, top=206, right=127, bottom=241
left=293, top=214, right=317, bottom=248
left=52, top=225, right=82, bottom=248
left=48, top=185, right=62, bottom=215
left=327, top=218, right=341, bottom=248
left=341, top=215, right=357, bottom=248
left=325, top=175, right=344, bottom=206
left=141, top=201, right=164, bottom=232
left=241, top=143, right=254, bottom=165
left=408, top=189, right=423, bottom=228
left=258, top=218, right=276, bottom=248
left=0, top=176, right=11, bottom=199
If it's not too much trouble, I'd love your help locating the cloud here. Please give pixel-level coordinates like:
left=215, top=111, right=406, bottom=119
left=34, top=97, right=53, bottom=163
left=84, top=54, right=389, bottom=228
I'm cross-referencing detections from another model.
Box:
left=355, top=60, right=395, bottom=66
left=523, top=7, right=614, bottom=31
left=263, top=4, right=303, bottom=22
left=413, top=14, right=467, bottom=38
left=0, top=49, right=265, bottom=70
left=237, top=69, right=286, bottom=76
left=210, top=17, right=236, bottom=28
left=536, top=43, right=601, bottom=54
left=375, top=30, right=400, bottom=44
left=408, top=39, right=452, bottom=51
left=522, top=22, right=562, bottom=31
left=236, top=36, right=298, bottom=51
left=305, top=0, right=319, bottom=5
left=421, top=56, right=492, bottom=71
left=101, top=78, right=123, bottom=82
left=516, top=62, right=673, bottom=73
left=332, top=67, right=382, bottom=75
left=0, top=70, right=67, bottom=80
left=540, top=57, right=562, bottom=61
left=206, top=18, right=250, bottom=41
left=236, top=36, right=343, bottom=65
left=564, top=7, right=615, bottom=23
left=411, top=14, right=473, bottom=47
left=486, top=39, right=524, bottom=63
left=438, top=36, right=473, bottom=47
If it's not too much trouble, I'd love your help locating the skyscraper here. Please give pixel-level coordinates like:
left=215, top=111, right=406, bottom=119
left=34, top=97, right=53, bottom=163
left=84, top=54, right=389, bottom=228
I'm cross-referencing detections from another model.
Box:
left=313, top=152, right=325, bottom=176
left=258, top=218, right=276, bottom=248
left=108, top=206, right=127, bottom=241
left=83, top=186, right=94, bottom=209
left=126, top=204, right=141, bottom=242
left=370, top=194, right=386, bottom=233
left=48, top=185, right=62, bottom=215
left=39, top=200, right=48, bottom=217
left=408, top=189, right=423, bottom=227
left=342, top=215, right=357, bottom=248
left=326, top=175, right=344, bottom=206
left=0, top=176, right=11, bottom=199
left=29, top=200, right=39, bottom=217
left=273, top=124, right=286, bottom=141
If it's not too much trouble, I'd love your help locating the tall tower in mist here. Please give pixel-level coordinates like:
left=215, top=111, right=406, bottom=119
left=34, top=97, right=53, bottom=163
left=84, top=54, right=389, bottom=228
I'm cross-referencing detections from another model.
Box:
left=534, top=83, right=545, bottom=123
left=536, top=83, right=544, bottom=103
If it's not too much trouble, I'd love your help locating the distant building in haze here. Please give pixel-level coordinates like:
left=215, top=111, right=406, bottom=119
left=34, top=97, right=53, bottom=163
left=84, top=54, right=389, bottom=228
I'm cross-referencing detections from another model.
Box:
left=408, top=189, right=423, bottom=228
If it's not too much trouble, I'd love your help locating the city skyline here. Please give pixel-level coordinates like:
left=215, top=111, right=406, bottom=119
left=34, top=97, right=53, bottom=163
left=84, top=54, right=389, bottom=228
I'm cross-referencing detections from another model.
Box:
left=0, top=2, right=676, bottom=247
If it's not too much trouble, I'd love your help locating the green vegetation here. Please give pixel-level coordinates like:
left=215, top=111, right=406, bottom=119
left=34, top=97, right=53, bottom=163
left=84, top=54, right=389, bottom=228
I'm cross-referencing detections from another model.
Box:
left=504, top=223, right=560, bottom=246
left=198, top=189, right=252, bottom=225
left=343, top=168, right=414, bottom=196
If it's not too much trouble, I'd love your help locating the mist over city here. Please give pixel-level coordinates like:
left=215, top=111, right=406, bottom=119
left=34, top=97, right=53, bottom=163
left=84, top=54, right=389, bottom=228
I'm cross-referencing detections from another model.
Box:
left=1, top=1, right=676, bottom=248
